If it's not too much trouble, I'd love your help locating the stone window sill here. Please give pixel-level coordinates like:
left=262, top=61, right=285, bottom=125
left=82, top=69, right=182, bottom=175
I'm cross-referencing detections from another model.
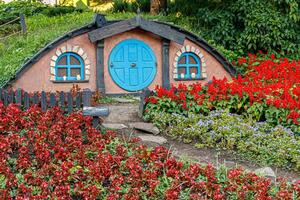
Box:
left=52, top=80, right=89, bottom=83
left=174, top=77, right=206, bottom=81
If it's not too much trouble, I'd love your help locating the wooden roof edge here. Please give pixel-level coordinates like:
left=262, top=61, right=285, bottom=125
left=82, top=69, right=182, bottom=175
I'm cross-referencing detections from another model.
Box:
left=88, top=16, right=185, bottom=45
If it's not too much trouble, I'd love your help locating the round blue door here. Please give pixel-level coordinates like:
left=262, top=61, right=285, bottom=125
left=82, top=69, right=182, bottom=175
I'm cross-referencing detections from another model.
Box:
left=109, top=39, right=157, bottom=91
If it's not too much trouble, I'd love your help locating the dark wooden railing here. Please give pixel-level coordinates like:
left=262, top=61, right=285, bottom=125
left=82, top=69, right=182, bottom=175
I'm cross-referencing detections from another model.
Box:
left=0, top=14, right=27, bottom=41
left=0, top=88, right=93, bottom=113
left=0, top=88, right=111, bottom=128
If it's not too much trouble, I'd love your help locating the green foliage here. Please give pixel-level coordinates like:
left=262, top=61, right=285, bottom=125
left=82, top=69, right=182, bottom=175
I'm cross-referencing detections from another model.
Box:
left=112, top=0, right=150, bottom=12
left=0, top=12, right=94, bottom=86
left=169, top=0, right=300, bottom=58
left=0, top=1, right=86, bottom=39
left=0, top=1, right=84, bottom=23
left=149, top=110, right=300, bottom=171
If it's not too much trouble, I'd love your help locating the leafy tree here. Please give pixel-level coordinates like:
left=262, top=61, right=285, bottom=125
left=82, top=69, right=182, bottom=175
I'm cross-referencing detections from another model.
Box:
left=169, top=0, right=300, bottom=56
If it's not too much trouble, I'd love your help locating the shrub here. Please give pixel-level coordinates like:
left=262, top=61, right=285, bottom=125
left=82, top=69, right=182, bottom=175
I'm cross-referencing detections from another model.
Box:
left=0, top=1, right=84, bottom=23
left=168, top=0, right=300, bottom=58
left=0, top=103, right=299, bottom=199
left=112, top=0, right=150, bottom=13
left=148, top=110, right=300, bottom=171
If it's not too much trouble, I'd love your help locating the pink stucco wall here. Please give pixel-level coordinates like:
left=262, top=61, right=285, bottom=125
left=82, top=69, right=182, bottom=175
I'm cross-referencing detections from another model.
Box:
left=11, top=33, right=97, bottom=92
left=11, top=28, right=231, bottom=94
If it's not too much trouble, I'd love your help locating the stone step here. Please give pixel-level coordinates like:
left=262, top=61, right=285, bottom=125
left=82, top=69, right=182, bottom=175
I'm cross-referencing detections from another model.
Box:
left=103, top=104, right=141, bottom=123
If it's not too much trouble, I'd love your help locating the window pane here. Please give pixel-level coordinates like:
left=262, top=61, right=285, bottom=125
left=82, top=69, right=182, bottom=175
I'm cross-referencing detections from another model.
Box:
left=71, top=68, right=81, bottom=77
left=178, top=56, right=186, bottom=64
left=190, top=67, right=199, bottom=78
left=178, top=68, right=186, bottom=75
left=58, top=56, right=67, bottom=65
left=190, top=67, right=198, bottom=74
left=189, top=55, right=197, bottom=64
left=57, top=68, right=67, bottom=77
left=70, top=55, right=80, bottom=65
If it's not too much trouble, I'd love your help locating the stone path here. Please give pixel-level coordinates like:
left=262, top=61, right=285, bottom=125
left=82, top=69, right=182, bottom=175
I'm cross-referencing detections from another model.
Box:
left=102, top=100, right=300, bottom=181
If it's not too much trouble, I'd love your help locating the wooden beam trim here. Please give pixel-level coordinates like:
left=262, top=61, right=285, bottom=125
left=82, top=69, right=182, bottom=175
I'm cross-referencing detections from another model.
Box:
left=96, top=40, right=105, bottom=93
left=162, top=39, right=170, bottom=89
left=89, top=17, right=185, bottom=45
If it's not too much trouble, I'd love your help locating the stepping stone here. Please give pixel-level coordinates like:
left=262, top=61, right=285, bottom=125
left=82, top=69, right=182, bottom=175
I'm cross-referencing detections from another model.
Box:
left=113, top=97, right=136, bottom=103
left=129, top=122, right=160, bottom=135
left=102, top=123, right=127, bottom=130
left=254, top=167, right=276, bottom=178
left=138, top=135, right=167, bottom=145
left=104, top=104, right=140, bottom=123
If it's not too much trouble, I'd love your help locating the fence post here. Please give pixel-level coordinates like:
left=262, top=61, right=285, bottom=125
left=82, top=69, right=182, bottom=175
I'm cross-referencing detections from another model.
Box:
left=19, top=14, right=27, bottom=34
left=33, top=92, right=39, bottom=105
left=59, top=91, right=65, bottom=109
left=3, top=90, right=8, bottom=106
left=82, top=89, right=91, bottom=107
left=49, top=93, right=56, bottom=108
left=138, top=88, right=151, bottom=118
left=24, top=92, right=30, bottom=110
left=15, top=89, right=22, bottom=106
left=76, top=93, right=82, bottom=109
left=41, top=91, right=47, bottom=112
left=67, top=93, right=73, bottom=114
left=8, top=91, right=14, bottom=104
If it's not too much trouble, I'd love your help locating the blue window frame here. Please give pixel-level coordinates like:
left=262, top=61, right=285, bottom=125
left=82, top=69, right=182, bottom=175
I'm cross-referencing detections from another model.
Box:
left=177, top=52, right=201, bottom=79
left=55, top=52, right=84, bottom=81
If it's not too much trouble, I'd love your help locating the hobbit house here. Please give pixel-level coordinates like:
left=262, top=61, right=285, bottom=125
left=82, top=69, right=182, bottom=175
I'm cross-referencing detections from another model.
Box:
left=5, top=14, right=237, bottom=94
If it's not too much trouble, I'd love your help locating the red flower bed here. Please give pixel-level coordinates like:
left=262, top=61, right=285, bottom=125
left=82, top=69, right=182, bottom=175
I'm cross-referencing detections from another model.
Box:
left=0, top=103, right=299, bottom=199
left=146, top=55, right=300, bottom=132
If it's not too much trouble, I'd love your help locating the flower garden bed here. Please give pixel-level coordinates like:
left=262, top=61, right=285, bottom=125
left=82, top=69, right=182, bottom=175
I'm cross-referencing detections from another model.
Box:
left=145, top=54, right=300, bottom=134
left=148, top=110, right=300, bottom=171
left=143, top=55, right=300, bottom=172
left=0, top=103, right=299, bottom=199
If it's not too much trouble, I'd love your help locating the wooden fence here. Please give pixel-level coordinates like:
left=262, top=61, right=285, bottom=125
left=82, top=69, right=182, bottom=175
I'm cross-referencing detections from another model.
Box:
left=0, top=88, right=93, bottom=113
left=0, top=13, right=27, bottom=40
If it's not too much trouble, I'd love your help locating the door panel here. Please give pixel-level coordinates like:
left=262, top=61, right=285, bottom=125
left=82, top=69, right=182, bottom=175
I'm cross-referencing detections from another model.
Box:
left=143, top=67, right=154, bottom=82
left=129, top=68, right=139, bottom=86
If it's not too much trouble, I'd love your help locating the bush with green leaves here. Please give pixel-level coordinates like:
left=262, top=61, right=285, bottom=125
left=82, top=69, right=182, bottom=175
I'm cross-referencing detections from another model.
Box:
left=168, top=0, right=300, bottom=58
left=112, top=0, right=150, bottom=13
left=0, top=1, right=84, bottom=24
left=147, top=110, right=300, bottom=171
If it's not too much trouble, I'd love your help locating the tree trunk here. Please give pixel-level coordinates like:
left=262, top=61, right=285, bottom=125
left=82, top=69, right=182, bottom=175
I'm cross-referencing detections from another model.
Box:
left=150, top=0, right=167, bottom=15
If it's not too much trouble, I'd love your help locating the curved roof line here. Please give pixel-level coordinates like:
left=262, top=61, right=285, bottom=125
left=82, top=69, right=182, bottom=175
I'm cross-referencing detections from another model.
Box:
left=3, top=15, right=237, bottom=88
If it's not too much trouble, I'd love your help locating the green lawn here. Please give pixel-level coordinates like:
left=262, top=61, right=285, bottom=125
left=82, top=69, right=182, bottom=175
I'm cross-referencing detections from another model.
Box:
left=0, top=12, right=94, bottom=86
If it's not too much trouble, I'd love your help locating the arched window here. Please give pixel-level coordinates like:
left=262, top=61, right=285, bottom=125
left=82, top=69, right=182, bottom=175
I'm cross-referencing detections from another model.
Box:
left=177, top=52, right=201, bottom=79
left=55, top=52, right=84, bottom=81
